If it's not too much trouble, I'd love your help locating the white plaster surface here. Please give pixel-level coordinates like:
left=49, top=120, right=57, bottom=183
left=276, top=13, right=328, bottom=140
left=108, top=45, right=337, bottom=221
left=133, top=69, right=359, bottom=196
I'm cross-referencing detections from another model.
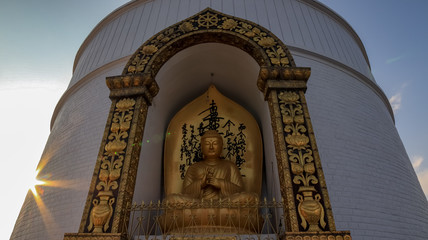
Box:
left=69, top=0, right=372, bottom=89
left=11, top=65, right=122, bottom=239
left=295, top=55, right=428, bottom=239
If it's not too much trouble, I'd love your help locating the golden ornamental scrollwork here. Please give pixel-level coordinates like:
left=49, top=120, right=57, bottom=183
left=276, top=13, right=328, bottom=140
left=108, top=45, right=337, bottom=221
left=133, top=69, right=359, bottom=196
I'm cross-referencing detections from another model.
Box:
left=124, top=8, right=295, bottom=75
left=223, top=17, right=289, bottom=67
left=87, top=98, right=136, bottom=233
left=278, top=91, right=326, bottom=232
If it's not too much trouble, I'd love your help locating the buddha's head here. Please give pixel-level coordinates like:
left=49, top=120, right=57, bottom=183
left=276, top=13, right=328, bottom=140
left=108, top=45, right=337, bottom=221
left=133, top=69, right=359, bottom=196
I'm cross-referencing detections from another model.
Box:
left=201, top=130, right=223, bottom=159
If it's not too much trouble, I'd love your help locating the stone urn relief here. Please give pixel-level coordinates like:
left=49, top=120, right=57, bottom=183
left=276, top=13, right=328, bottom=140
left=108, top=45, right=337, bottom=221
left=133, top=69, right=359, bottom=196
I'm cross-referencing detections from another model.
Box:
left=297, top=186, right=326, bottom=232
left=88, top=191, right=115, bottom=233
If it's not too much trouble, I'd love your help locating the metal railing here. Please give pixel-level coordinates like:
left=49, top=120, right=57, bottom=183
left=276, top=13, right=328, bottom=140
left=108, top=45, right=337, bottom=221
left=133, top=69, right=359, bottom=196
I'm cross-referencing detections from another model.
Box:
left=123, top=198, right=286, bottom=240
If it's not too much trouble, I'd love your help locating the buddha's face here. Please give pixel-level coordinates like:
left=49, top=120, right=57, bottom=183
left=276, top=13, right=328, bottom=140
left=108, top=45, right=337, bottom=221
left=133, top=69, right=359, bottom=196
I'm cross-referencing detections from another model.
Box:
left=201, top=136, right=223, bottom=159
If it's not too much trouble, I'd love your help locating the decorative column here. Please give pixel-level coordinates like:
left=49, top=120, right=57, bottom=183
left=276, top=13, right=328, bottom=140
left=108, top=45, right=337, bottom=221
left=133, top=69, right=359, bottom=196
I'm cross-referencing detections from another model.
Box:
left=258, top=66, right=351, bottom=239
left=64, top=73, right=159, bottom=240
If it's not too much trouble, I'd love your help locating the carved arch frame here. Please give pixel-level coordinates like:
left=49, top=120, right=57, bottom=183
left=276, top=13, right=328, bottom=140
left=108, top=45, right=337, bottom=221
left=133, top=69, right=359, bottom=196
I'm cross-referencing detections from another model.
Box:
left=121, top=8, right=296, bottom=92
left=67, top=8, right=351, bottom=240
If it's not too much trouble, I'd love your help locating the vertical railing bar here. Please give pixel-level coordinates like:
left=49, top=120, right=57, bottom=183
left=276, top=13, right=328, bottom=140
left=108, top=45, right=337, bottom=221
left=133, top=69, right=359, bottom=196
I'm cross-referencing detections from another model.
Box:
left=131, top=203, right=139, bottom=239
left=139, top=201, right=145, bottom=238
left=146, top=201, right=153, bottom=238
left=128, top=204, right=133, bottom=239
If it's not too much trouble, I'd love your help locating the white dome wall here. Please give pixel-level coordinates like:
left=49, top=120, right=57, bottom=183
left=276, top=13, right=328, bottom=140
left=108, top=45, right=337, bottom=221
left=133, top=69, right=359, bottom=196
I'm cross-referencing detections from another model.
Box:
left=11, top=63, right=124, bottom=239
left=69, top=0, right=372, bottom=89
left=294, top=54, right=428, bottom=238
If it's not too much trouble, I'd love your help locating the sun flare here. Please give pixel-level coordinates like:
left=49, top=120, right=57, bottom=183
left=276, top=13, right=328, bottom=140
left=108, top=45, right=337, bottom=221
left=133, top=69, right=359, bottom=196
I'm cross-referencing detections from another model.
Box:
left=30, top=169, right=45, bottom=197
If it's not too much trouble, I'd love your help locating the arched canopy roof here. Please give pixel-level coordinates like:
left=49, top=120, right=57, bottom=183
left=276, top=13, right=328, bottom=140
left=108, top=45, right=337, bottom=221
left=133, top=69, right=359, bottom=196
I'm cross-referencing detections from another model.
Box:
left=123, top=8, right=296, bottom=91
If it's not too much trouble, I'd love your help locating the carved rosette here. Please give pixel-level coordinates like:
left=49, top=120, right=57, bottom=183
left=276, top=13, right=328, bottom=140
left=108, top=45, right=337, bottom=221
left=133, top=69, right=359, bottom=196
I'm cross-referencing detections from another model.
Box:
left=87, top=98, right=136, bottom=233
left=123, top=8, right=296, bottom=79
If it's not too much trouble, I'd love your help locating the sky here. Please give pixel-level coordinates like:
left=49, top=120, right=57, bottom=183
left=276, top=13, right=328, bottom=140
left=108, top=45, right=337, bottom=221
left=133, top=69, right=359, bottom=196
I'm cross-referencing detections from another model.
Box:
left=318, top=0, right=428, bottom=200
left=0, top=0, right=427, bottom=239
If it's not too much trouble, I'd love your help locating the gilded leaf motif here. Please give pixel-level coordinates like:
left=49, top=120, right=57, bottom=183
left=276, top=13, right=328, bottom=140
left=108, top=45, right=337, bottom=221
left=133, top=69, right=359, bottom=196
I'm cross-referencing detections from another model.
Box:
left=110, top=123, right=120, bottom=133
left=119, top=121, right=131, bottom=132
left=109, top=169, right=121, bottom=181
left=283, top=115, right=294, bottom=125
left=99, top=170, right=109, bottom=182
left=258, top=37, right=276, bottom=48
left=285, top=134, right=309, bottom=148
left=304, top=163, right=315, bottom=174
left=220, top=18, right=238, bottom=30
left=179, top=21, right=194, bottom=33
left=141, top=45, right=158, bottom=55
left=105, top=140, right=126, bottom=155
left=281, top=57, right=290, bottom=66
left=294, top=115, right=304, bottom=124
left=127, top=65, right=136, bottom=73
left=291, top=162, right=304, bottom=175
left=156, top=34, right=170, bottom=43
left=278, top=91, right=299, bottom=103
left=267, top=46, right=290, bottom=67
left=116, top=98, right=135, bottom=111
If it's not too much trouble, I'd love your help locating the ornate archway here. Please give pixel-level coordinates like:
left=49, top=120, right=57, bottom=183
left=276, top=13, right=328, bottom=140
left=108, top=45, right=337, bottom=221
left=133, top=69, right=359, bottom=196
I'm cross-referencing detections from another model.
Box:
left=65, top=8, right=351, bottom=240
left=122, top=8, right=295, bottom=92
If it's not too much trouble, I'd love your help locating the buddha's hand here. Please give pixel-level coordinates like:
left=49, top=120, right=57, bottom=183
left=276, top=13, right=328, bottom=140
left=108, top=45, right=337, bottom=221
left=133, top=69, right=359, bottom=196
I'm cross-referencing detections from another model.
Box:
left=207, top=167, right=214, bottom=177
left=202, top=167, right=214, bottom=188
left=206, top=177, right=223, bottom=189
left=201, top=173, right=208, bottom=188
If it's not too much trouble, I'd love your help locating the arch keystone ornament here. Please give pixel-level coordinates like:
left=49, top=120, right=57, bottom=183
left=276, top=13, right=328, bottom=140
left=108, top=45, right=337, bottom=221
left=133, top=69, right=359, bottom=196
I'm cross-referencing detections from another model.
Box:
left=64, top=8, right=351, bottom=240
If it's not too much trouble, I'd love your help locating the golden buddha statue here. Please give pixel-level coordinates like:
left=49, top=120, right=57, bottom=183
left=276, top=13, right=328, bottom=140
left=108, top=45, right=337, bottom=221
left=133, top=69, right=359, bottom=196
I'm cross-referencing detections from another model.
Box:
left=161, top=130, right=261, bottom=234
left=165, top=130, right=258, bottom=204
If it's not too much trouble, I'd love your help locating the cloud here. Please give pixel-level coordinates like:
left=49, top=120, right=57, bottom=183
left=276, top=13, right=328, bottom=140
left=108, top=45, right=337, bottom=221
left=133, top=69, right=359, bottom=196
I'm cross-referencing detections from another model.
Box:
left=386, top=56, right=403, bottom=64
left=411, top=156, right=428, bottom=199
left=412, top=155, right=424, bottom=170
left=416, top=169, right=428, bottom=200
left=389, top=92, right=402, bottom=112
left=388, top=83, right=408, bottom=113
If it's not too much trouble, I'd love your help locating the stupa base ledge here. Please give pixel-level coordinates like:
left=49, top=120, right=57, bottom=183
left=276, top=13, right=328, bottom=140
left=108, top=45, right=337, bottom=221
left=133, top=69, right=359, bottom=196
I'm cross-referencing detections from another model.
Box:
left=63, top=233, right=126, bottom=240
left=285, top=231, right=352, bottom=240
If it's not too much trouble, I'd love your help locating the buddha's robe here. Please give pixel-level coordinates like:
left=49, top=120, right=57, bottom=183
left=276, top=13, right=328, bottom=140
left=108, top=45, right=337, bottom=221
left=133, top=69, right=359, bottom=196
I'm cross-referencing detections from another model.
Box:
left=165, top=159, right=257, bottom=203
left=183, top=160, right=243, bottom=200
left=161, top=158, right=260, bottom=233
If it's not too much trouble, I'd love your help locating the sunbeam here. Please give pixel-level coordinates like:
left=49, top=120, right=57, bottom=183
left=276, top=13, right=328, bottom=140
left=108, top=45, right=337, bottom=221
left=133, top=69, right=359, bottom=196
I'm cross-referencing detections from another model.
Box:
left=29, top=169, right=46, bottom=197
